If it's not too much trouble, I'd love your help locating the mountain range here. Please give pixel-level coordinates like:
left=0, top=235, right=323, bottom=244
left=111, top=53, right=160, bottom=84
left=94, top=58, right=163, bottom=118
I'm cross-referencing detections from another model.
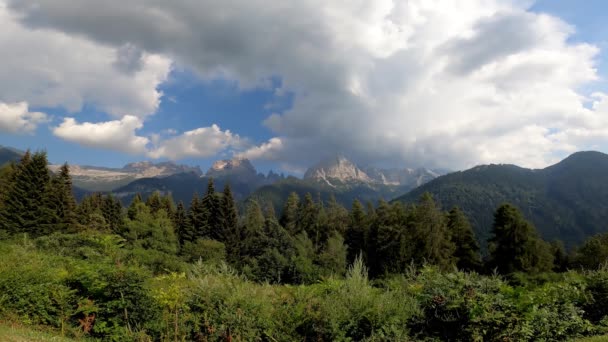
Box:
left=4, top=144, right=608, bottom=249
left=395, top=151, right=608, bottom=249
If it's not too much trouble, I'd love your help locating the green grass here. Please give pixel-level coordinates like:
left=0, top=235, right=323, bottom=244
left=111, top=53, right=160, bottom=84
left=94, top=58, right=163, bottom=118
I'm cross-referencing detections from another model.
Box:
left=0, top=322, right=78, bottom=342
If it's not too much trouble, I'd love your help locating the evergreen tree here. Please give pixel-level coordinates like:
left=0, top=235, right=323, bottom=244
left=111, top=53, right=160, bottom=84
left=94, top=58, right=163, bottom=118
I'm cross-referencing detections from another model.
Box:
left=185, top=194, right=204, bottom=243
left=127, top=193, right=143, bottom=220
left=280, top=192, right=300, bottom=234
left=219, top=183, right=240, bottom=263
left=240, top=199, right=267, bottom=269
left=297, top=193, right=318, bottom=245
left=488, top=203, right=554, bottom=274
left=173, top=201, right=189, bottom=246
left=0, top=151, right=56, bottom=235
left=345, top=199, right=367, bottom=264
left=102, top=194, right=123, bottom=232
left=410, top=193, right=455, bottom=269
left=447, top=207, right=482, bottom=271
left=318, top=231, right=347, bottom=277
left=46, top=163, right=77, bottom=232
left=201, top=178, right=221, bottom=239
left=325, top=195, right=349, bottom=236
left=145, top=191, right=164, bottom=215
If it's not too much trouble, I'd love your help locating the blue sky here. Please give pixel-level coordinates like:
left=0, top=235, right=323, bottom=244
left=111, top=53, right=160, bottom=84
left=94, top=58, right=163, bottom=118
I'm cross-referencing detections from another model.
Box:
left=1, top=0, right=607, bottom=173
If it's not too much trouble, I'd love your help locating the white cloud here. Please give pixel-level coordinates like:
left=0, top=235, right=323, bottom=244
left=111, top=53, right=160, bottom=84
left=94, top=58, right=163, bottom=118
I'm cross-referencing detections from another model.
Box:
left=0, top=2, right=171, bottom=118
left=5, top=0, right=608, bottom=168
left=0, top=101, right=48, bottom=134
left=148, top=124, right=242, bottom=159
left=53, top=116, right=149, bottom=154
left=236, top=137, right=284, bottom=160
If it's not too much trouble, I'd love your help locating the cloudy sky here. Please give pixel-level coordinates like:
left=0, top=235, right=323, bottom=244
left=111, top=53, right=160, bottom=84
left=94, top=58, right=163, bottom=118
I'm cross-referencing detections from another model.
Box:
left=0, top=0, right=607, bottom=173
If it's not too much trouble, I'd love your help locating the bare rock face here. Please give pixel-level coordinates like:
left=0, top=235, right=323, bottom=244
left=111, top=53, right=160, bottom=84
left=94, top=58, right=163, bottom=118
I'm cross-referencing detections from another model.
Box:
left=304, top=154, right=444, bottom=187
left=206, top=158, right=257, bottom=179
left=48, top=161, right=202, bottom=191
left=304, top=155, right=372, bottom=185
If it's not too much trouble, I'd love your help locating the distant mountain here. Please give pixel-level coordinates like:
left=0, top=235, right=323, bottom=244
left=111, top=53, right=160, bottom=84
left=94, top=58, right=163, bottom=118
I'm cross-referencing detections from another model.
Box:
left=113, top=158, right=284, bottom=205
left=49, top=161, right=203, bottom=191
left=304, top=154, right=444, bottom=188
left=395, top=151, right=608, bottom=249
left=0, top=146, right=23, bottom=166
left=250, top=154, right=442, bottom=210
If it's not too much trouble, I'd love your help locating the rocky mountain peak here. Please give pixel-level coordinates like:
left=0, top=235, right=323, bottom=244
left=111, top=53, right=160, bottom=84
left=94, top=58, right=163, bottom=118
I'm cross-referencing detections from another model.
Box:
left=206, top=158, right=257, bottom=178
left=304, top=154, right=372, bottom=185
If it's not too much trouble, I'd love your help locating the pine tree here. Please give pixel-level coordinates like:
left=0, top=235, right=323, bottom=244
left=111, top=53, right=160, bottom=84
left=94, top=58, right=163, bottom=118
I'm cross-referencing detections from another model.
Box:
left=325, top=194, right=349, bottom=236
left=173, top=201, right=189, bottom=246
left=201, top=178, right=221, bottom=239
left=102, top=194, right=123, bottom=232
left=185, top=194, right=203, bottom=243
left=0, top=151, right=56, bottom=236
left=409, top=193, right=455, bottom=269
left=488, top=203, right=554, bottom=274
left=127, top=193, right=143, bottom=220
left=346, top=199, right=367, bottom=264
left=297, top=193, right=318, bottom=243
left=447, top=207, right=482, bottom=271
left=146, top=191, right=164, bottom=215
left=219, top=183, right=240, bottom=263
left=46, top=163, right=77, bottom=232
left=280, top=192, right=300, bottom=234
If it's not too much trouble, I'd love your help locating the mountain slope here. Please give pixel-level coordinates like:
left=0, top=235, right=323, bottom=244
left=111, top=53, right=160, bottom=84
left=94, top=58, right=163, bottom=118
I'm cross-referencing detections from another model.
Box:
left=49, top=161, right=203, bottom=191
left=112, top=158, right=282, bottom=204
left=0, top=146, right=23, bottom=166
left=395, top=151, right=608, bottom=248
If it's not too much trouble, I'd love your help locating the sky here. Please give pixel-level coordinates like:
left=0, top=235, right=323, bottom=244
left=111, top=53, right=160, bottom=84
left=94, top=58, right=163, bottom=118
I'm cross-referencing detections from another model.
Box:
left=0, top=0, right=607, bottom=174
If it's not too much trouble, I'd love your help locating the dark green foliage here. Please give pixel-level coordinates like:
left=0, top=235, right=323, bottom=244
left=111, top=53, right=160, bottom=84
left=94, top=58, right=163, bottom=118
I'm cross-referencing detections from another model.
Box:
left=396, top=151, right=608, bottom=250
left=447, top=206, right=482, bottom=271
left=345, top=199, right=367, bottom=264
left=219, top=183, right=240, bottom=263
left=173, top=201, right=189, bottom=246
left=201, top=178, right=222, bottom=240
left=45, top=163, right=78, bottom=233
left=280, top=192, right=299, bottom=234
left=488, top=204, right=554, bottom=274
left=574, top=233, right=608, bottom=270
left=185, top=193, right=205, bottom=242
left=0, top=151, right=57, bottom=236
left=409, top=193, right=455, bottom=269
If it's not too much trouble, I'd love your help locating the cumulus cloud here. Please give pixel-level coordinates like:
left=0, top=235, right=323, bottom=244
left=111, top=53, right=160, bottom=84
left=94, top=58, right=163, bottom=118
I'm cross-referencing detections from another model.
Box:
left=236, top=137, right=284, bottom=160
left=5, top=0, right=608, bottom=168
left=0, top=101, right=48, bottom=134
left=0, top=2, right=171, bottom=118
left=148, top=124, right=243, bottom=160
left=53, top=116, right=149, bottom=154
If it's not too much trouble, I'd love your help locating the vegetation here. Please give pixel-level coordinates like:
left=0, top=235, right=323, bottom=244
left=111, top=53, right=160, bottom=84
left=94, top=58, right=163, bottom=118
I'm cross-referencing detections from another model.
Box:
left=3, top=151, right=608, bottom=340
left=396, top=151, right=608, bottom=249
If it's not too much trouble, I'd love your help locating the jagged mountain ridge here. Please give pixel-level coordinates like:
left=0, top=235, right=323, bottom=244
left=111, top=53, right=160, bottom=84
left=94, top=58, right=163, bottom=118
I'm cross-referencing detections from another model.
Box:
left=48, top=161, right=203, bottom=192
left=303, top=154, right=444, bottom=188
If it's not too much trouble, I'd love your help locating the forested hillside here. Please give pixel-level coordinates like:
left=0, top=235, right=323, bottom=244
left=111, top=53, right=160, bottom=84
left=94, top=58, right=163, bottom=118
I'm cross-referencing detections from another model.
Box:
left=396, top=151, right=608, bottom=248
left=3, top=151, right=608, bottom=340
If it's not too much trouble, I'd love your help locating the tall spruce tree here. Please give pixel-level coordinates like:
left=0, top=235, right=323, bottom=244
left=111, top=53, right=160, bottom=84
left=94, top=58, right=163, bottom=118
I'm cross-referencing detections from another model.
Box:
left=185, top=193, right=204, bottom=242
left=201, top=178, right=221, bottom=239
left=173, top=201, right=189, bottom=246
left=297, top=193, right=318, bottom=244
left=488, top=203, right=554, bottom=274
left=409, top=193, right=455, bottom=269
left=346, top=199, right=367, bottom=264
left=447, top=207, right=481, bottom=271
left=280, top=192, right=300, bottom=234
left=46, top=163, right=77, bottom=232
left=0, top=151, right=56, bottom=236
left=220, top=183, right=240, bottom=263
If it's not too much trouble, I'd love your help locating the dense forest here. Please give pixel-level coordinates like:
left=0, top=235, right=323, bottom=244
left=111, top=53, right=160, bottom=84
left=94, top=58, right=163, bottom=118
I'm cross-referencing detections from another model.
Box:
left=2, top=151, right=608, bottom=341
